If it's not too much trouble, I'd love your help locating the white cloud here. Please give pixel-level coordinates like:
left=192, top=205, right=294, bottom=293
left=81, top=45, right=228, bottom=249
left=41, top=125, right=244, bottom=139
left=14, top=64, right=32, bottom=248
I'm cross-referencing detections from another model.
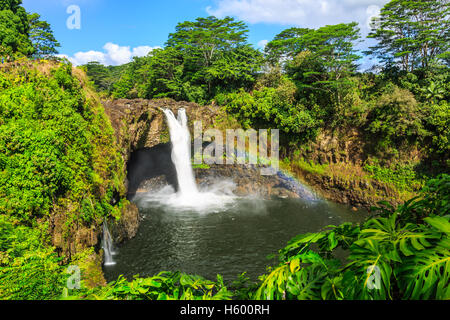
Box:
left=207, top=0, right=388, bottom=33
left=59, top=43, right=161, bottom=66
left=132, top=46, right=155, bottom=57
left=102, top=43, right=133, bottom=65
left=257, top=39, right=269, bottom=48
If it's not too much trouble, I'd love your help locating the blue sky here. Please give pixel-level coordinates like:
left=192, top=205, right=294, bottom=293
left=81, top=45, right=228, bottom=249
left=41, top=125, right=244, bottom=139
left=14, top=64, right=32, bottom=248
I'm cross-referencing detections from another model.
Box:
left=22, top=0, right=389, bottom=68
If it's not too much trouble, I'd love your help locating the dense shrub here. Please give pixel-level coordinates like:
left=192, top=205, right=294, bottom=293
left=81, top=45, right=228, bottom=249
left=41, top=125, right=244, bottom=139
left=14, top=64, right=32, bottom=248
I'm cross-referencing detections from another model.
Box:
left=422, top=101, right=450, bottom=157
left=0, top=61, right=126, bottom=299
left=222, top=78, right=319, bottom=146
left=366, top=86, right=424, bottom=153
left=0, top=215, right=67, bottom=300
left=68, top=272, right=232, bottom=300
left=364, top=162, right=423, bottom=192
left=0, top=62, right=124, bottom=222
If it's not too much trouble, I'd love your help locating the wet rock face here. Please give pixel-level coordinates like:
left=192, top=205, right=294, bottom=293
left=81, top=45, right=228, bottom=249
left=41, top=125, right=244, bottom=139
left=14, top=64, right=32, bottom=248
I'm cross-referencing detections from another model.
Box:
left=299, top=128, right=422, bottom=168
left=301, top=129, right=366, bottom=166
left=110, top=202, right=140, bottom=244
left=48, top=201, right=140, bottom=260
left=196, top=165, right=301, bottom=199
left=102, top=98, right=220, bottom=165
left=290, top=165, right=403, bottom=210
left=131, top=162, right=303, bottom=200
left=49, top=213, right=100, bottom=262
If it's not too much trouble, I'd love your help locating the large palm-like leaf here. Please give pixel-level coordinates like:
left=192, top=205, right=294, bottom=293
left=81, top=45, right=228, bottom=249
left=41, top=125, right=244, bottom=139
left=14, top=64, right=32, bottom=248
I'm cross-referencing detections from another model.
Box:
left=397, top=238, right=450, bottom=299
left=279, top=223, right=360, bottom=261
left=396, top=216, right=450, bottom=299
left=361, top=214, right=439, bottom=258
left=253, top=250, right=328, bottom=300
left=345, top=239, right=394, bottom=300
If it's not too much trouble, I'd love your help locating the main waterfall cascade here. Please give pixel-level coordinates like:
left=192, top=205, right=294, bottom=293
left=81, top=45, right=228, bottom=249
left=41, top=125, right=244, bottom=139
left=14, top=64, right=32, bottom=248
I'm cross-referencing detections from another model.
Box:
left=162, top=109, right=199, bottom=196
left=135, top=108, right=236, bottom=213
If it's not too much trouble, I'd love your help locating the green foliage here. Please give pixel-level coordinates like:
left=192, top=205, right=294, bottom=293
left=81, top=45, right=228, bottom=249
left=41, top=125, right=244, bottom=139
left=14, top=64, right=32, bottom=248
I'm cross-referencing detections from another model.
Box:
left=79, top=13, right=448, bottom=174
left=364, top=162, right=423, bottom=192
left=292, top=158, right=328, bottom=175
left=59, top=176, right=449, bottom=301
left=0, top=1, right=59, bottom=60
left=0, top=62, right=124, bottom=224
left=131, top=47, right=186, bottom=100
left=266, top=23, right=361, bottom=73
left=422, top=101, right=450, bottom=156
left=268, top=23, right=361, bottom=117
left=111, top=72, right=135, bottom=99
left=222, top=78, right=319, bottom=145
left=366, top=85, right=424, bottom=153
left=0, top=61, right=127, bottom=300
left=265, top=27, right=313, bottom=63
left=395, top=67, right=450, bottom=104
left=69, top=272, right=232, bottom=300
left=28, top=13, right=60, bottom=59
left=367, top=0, right=449, bottom=72
left=83, top=62, right=128, bottom=94
left=357, top=72, right=449, bottom=163
left=413, top=174, right=450, bottom=219
left=166, top=15, right=252, bottom=96
left=0, top=214, right=67, bottom=300
left=192, top=163, right=211, bottom=170
left=102, top=16, right=263, bottom=103
left=0, top=64, right=85, bottom=219
left=249, top=174, right=450, bottom=300
left=0, top=0, right=33, bottom=58
left=0, top=7, right=447, bottom=301
left=216, top=22, right=363, bottom=134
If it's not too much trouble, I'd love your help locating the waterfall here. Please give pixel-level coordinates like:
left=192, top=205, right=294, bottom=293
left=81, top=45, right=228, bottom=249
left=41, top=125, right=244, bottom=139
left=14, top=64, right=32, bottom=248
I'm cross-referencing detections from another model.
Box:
left=139, top=108, right=235, bottom=212
left=163, top=109, right=199, bottom=196
left=102, top=220, right=116, bottom=266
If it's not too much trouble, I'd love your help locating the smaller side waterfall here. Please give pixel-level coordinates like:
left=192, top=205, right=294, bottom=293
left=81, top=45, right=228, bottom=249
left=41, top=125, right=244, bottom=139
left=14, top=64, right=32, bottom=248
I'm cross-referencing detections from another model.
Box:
left=102, top=220, right=116, bottom=266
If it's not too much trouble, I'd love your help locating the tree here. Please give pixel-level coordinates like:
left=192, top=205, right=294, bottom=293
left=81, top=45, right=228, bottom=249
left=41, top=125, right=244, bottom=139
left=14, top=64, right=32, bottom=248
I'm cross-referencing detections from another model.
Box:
left=268, top=23, right=361, bottom=81
left=166, top=16, right=262, bottom=98
left=367, top=0, right=450, bottom=72
left=84, top=61, right=114, bottom=92
left=0, top=0, right=33, bottom=59
left=278, top=23, right=361, bottom=117
left=133, top=47, right=185, bottom=100
left=265, top=27, right=312, bottom=63
left=223, top=78, right=319, bottom=145
left=167, top=16, right=248, bottom=69
left=28, top=12, right=60, bottom=59
left=309, top=23, right=361, bottom=79
left=200, top=44, right=263, bottom=94
left=87, top=16, right=263, bottom=103
left=266, top=23, right=361, bottom=75
left=367, top=86, right=424, bottom=153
